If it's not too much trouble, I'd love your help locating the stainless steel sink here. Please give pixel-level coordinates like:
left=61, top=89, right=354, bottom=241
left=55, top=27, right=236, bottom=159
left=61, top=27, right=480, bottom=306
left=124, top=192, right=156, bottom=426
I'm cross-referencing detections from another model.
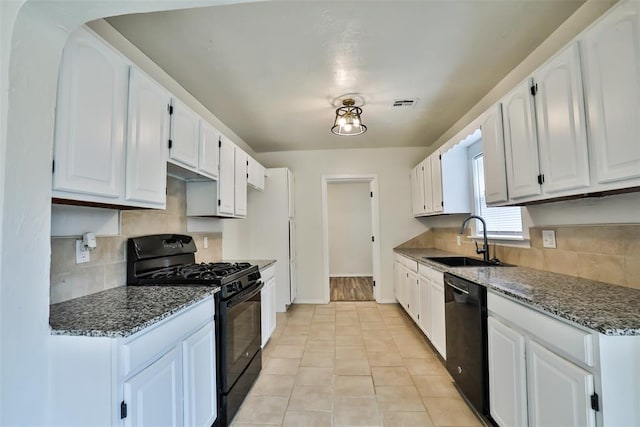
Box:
left=425, top=256, right=513, bottom=267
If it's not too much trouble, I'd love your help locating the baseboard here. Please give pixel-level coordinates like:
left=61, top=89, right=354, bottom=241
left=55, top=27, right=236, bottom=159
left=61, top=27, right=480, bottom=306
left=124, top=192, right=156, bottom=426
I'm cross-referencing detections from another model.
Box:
left=376, top=298, right=399, bottom=304
left=329, top=274, right=373, bottom=278
left=293, top=299, right=329, bottom=304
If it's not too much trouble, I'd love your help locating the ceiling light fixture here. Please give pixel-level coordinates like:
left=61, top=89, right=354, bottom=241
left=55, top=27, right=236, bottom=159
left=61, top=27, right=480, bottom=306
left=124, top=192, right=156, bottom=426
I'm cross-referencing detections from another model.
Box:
left=331, top=98, right=367, bottom=136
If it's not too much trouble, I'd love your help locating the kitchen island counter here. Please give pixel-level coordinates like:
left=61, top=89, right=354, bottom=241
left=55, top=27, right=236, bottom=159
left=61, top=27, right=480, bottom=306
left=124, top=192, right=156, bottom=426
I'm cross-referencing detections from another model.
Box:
left=49, top=285, right=218, bottom=338
left=394, top=247, right=640, bottom=336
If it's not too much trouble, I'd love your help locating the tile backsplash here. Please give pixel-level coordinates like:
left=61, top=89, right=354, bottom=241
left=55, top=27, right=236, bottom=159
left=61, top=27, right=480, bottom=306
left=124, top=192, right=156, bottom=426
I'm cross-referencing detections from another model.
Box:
left=401, top=225, right=640, bottom=289
left=50, top=177, right=223, bottom=303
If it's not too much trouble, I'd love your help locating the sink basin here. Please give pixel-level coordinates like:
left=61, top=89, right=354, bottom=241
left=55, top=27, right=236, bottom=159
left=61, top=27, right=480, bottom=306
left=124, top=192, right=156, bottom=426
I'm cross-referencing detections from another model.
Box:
left=425, top=256, right=513, bottom=267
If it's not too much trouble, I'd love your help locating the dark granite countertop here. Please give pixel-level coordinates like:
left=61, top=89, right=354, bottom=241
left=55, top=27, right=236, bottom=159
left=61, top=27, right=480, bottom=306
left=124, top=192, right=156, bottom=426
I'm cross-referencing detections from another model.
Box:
left=49, top=286, right=218, bottom=338
left=394, top=247, right=640, bottom=336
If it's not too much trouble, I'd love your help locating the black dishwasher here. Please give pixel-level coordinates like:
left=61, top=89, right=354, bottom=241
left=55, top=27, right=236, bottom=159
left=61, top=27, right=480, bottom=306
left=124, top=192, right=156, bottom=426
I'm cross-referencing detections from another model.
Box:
left=444, top=272, right=489, bottom=419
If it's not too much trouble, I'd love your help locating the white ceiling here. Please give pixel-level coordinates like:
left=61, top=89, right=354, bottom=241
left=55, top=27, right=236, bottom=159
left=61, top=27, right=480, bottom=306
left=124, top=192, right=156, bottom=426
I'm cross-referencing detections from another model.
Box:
left=106, top=1, right=584, bottom=153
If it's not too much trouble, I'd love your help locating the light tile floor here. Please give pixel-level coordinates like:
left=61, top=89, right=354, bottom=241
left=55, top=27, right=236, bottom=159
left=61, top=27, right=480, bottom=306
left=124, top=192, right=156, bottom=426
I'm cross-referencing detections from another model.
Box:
left=232, top=302, right=484, bottom=427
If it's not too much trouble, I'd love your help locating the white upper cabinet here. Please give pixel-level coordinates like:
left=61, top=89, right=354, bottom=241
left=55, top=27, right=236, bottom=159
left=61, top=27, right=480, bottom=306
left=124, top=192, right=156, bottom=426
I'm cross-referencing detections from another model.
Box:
left=582, top=0, right=640, bottom=188
left=480, top=104, right=509, bottom=205
left=169, top=98, right=200, bottom=169
left=421, top=159, right=434, bottom=213
left=411, top=146, right=470, bottom=217
left=218, top=136, right=236, bottom=216
left=411, top=165, right=425, bottom=216
left=248, top=156, right=265, bottom=191
left=502, top=79, right=542, bottom=200
left=234, top=147, right=248, bottom=217
left=52, top=27, right=128, bottom=201
left=198, top=120, right=220, bottom=179
left=431, top=153, right=443, bottom=214
left=125, top=68, right=170, bottom=207
left=534, top=43, right=590, bottom=195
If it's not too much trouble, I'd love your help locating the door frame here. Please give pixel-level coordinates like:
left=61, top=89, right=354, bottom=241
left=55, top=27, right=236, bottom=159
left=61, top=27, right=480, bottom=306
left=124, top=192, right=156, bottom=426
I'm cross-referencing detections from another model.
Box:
left=321, top=174, right=381, bottom=303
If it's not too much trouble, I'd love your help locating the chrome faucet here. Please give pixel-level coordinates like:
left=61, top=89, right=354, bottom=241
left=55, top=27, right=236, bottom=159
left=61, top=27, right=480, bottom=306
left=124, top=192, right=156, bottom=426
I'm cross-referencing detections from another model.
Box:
left=460, top=215, right=490, bottom=262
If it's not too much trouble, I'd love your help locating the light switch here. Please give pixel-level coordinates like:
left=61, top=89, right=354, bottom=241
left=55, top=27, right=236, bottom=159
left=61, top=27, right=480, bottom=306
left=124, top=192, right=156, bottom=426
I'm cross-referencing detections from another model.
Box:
left=203, top=236, right=209, bottom=249
left=542, top=229, right=557, bottom=249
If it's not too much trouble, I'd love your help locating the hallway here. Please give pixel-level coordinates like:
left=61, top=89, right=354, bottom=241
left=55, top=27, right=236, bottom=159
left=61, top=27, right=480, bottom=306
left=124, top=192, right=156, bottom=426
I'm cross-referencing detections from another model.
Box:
left=330, top=277, right=374, bottom=301
left=232, top=302, right=483, bottom=426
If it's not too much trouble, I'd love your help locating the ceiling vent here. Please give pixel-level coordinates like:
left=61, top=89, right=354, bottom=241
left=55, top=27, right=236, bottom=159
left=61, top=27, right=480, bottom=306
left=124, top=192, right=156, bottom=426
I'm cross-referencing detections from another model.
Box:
left=392, top=99, right=417, bottom=108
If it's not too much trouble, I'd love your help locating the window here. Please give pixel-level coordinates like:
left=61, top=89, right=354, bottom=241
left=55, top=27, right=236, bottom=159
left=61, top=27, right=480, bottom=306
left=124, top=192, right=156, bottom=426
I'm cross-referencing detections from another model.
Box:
left=469, top=141, right=523, bottom=238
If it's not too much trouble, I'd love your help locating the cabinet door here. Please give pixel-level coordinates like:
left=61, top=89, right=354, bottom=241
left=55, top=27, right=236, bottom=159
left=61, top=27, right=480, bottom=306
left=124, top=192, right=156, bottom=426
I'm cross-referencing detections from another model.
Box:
left=126, top=68, right=169, bottom=207
left=261, top=282, right=271, bottom=348
left=422, top=160, right=434, bottom=213
left=583, top=0, right=640, bottom=186
left=430, top=280, right=446, bottom=359
left=248, top=156, right=265, bottom=191
left=269, top=277, right=277, bottom=339
left=488, top=317, right=528, bottom=427
left=480, top=104, right=509, bottom=204
left=502, top=79, right=542, bottom=200
left=169, top=98, right=199, bottom=169
left=534, top=43, right=590, bottom=194
left=183, top=323, right=216, bottom=427
left=407, top=271, right=419, bottom=322
left=527, top=340, right=596, bottom=427
left=218, top=136, right=235, bottom=216
left=124, top=347, right=183, bottom=427
left=235, top=148, right=248, bottom=217
left=53, top=27, right=127, bottom=199
left=198, top=120, right=219, bottom=179
left=431, top=154, right=443, bottom=214
left=418, top=276, right=431, bottom=338
left=410, top=165, right=425, bottom=216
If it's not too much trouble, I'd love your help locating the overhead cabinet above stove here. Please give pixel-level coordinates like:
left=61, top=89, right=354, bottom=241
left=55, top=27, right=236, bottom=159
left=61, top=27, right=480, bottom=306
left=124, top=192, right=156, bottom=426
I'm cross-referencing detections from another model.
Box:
left=51, top=25, right=265, bottom=215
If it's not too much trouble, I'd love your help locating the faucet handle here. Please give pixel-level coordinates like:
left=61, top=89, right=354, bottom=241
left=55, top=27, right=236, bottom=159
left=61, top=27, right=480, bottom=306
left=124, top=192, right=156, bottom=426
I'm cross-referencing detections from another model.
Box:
left=475, top=241, right=486, bottom=255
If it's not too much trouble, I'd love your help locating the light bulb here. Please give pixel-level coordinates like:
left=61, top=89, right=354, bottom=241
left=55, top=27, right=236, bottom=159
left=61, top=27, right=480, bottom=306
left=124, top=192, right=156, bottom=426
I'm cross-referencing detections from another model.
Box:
left=338, top=117, right=346, bottom=126
left=344, top=124, right=352, bottom=132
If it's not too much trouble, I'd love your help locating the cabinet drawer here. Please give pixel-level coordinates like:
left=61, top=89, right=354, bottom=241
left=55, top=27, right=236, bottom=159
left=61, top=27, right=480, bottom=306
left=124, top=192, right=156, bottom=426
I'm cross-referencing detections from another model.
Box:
left=488, top=292, right=594, bottom=367
left=121, top=296, right=214, bottom=377
left=418, top=264, right=442, bottom=283
left=401, top=256, right=418, bottom=272
left=261, top=264, right=276, bottom=282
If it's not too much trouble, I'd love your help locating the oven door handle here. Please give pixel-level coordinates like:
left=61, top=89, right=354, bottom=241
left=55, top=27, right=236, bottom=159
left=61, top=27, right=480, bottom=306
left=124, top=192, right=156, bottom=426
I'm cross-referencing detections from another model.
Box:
left=226, top=282, right=264, bottom=308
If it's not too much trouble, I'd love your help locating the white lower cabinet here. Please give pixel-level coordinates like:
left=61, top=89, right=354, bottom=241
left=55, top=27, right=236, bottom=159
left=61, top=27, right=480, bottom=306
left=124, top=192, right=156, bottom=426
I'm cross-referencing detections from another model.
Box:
left=394, top=255, right=446, bottom=360
left=182, top=323, right=217, bottom=427
left=124, top=346, right=183, bottom=427
left=487, top=316, right=528, bottom=427
left=429, top=278, right=446, bottom=359
left=49, top=297, right=216, bottom=427
left=488, top=292, right=607, bottom=427
left=261, top=264, right=277, bottom=347
left=527, top=340, right=595, bottom=427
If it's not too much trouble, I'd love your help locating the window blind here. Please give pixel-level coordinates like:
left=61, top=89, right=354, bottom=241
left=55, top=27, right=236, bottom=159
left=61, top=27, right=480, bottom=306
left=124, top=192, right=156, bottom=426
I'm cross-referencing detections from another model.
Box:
left=473, top=154, right=523, bottom=236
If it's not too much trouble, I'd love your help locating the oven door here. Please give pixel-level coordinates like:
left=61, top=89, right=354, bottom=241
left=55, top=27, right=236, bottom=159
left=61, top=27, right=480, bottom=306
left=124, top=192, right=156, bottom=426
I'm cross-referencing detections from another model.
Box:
left=220, top=282, right=263, bottom=392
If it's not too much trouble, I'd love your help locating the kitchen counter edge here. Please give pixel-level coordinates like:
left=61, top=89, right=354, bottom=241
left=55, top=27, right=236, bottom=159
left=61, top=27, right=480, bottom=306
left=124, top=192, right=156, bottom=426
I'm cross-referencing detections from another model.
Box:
left=49, top=286, right=219, bottom=339
left=394, top=248, right=640, bottom=336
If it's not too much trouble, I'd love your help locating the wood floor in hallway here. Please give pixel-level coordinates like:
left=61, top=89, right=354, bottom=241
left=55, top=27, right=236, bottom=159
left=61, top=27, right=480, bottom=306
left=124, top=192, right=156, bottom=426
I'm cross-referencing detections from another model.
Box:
left=231, top=302, right=484, bottom=427
left=330, top=277, right=374, bottom=301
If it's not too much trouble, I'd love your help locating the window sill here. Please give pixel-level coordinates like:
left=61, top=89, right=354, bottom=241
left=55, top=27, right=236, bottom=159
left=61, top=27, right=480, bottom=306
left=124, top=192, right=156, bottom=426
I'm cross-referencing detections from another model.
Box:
left=471, top=235, right=531, bottom=248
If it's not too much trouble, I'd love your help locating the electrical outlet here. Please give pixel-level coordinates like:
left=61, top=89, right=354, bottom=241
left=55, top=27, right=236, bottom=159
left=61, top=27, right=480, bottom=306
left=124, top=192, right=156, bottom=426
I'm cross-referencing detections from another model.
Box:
left=542, top=229, right=557, bottom=249
left=76, top=239, right=90, bottom=264
left=203, top=236, right=209, bottom=249
left=456, top=235, right=461, bottom=246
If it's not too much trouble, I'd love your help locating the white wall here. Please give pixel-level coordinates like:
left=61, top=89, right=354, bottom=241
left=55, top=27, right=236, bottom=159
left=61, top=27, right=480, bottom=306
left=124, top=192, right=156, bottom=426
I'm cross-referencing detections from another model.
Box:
left=328, top=182, right=372, bottom=276
left=256, top=147, right=430, bottom=303
left=0, top=2, right=252, bottom=425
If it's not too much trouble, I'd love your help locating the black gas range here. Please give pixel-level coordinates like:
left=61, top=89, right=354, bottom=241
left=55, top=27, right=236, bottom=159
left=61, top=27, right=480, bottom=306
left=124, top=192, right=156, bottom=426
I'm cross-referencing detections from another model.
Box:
left=127, top=234, right=263, bottom=427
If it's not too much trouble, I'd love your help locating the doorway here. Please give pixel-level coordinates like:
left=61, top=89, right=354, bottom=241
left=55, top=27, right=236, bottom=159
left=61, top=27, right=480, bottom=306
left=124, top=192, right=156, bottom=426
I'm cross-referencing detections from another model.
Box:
left=321, top=175, right=381, bottom=303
